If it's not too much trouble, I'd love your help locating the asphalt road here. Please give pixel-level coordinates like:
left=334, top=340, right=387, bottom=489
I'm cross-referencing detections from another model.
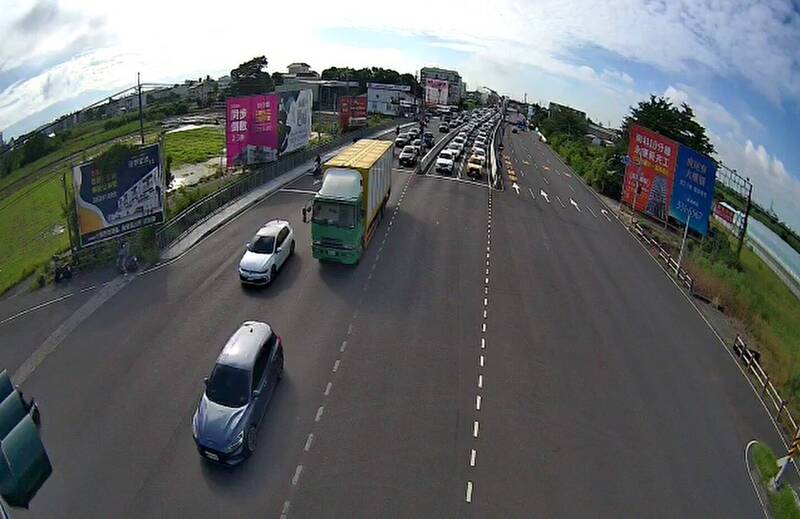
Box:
left=0, top=112, right=781, bottom=517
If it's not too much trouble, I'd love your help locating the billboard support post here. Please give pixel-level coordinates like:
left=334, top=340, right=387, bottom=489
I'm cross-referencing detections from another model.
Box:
left=677, top=214, right=691, bottom=275
left=137, top=72, right=145, bottom=146
left=61, top=168, right=76, bottom=253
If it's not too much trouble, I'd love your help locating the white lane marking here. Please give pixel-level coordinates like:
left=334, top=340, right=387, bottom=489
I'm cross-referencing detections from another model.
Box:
left=482, top=323, right=486, bottom=333
left=483, top=297, right=488, bottom=306
left=470, top=449, right=477, bottom=467
left=601, top=208, right=612, bottom=222
left=340, top=341, right=347, bottom=352
left=570, top=198, right=581, bottom=212
left=484, top=286, right=488, bottom=295
left=473, top=420, right=480, bottom=437
left=528, top=187, right=535, bottom=199
left=485, top=268, right=489, bottom=275
left=347, top=323, right=353, bottom=336
left=744, top=441, right=771, bottom=518
left=292, top=465, right=303, bottom=486
left=476, top=395, right=482, bottom=410
left=315, top=406, right=324, bottom=422
left=588, top=206, right=597, bottom=218
left=539, top=189, right=550, bottom=203
left=79, top=285, right=97, bottom=293
left=324, top=382, right=332, bottom=396
left=481, top=338, right=486, bottom=349
left=304, top=433, right=314, bottom=452
left=332, top=360, right=340, bottom=372
left=543, top=176, right=549, bottom=184
left=480, top=355, right=485, bottom=367
left=483, top=309, right=487, bottom=319
left=478, top=375, right=483, bottom=388
left=555, top=195, right=566, bottom=208
left=466, top=481, right=473, bottom=503
left=485, top=277, right=489, bottom=284
left=281, top=500, right=291, bottom=519
left=569, top=184, right=575, bottom=192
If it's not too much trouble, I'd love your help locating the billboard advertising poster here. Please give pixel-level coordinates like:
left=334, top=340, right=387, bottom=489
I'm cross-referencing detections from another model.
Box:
left=226, top=95, right=279, bottom=167
left=73, top=144, right=164, bottom=246
left=622, top=124, right=679, bottom=220
left=339, top=96, right=352, bottom=130
left=424, top=78, right=448, bottom=106
left=278, top=89, right=313, bottom=155
left=670, top=144, right=717, bottom=235
left=349, top=95, right=368, bottom=127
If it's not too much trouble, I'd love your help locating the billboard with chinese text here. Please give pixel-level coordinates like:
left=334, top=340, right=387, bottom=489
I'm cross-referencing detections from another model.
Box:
left=226, top=94, right=279, bottom=167
left=622, top=124, right=678, bottom=221
left=670, top=144, right=717, bottom=235
left=278, top=89, right=313, bottom=155
left=424, top=78, right=449, bottom=106
left=338, top=95, right=367, bottom=130
left=73, top=144, right=164, bottom=246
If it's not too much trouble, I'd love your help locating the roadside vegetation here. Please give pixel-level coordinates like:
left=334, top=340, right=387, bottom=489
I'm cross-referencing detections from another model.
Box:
left=539, top=95, right=800, bottom=419
left=750, top=442, right=800, bottom=519
left=164, top=126, right=224, bottom=170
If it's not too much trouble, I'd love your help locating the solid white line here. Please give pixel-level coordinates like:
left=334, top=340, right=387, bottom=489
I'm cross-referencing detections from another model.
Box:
left=324, top=382, right=332, bottom=396
left=744, top=441, right=770, bottom=518
left=478, top=375, right=483, bottom=388
left=476, top=395, right=482, bottom=410
left=470, top=449, right=477, bottom=467
left=304, top=433, right=314, bottom=452
left=340, top=341, right=347, bottom=352
left=473, top=420, right=480, bottom=437
left=315, top=406, right=324, bottom=422
left=332, top=360, right=340, bottom=372
left=292, top=465, right=303, bottom=486
left=466, top=481, right=473, bottom=503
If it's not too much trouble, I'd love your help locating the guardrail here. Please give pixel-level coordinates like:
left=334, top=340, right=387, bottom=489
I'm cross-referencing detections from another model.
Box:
left=732, top=334, right=798, bottom=440
left=419, top=121, right=468, bottom=175
left=156, top=121, right=397, bottom=249
left=632, top=222, right=694, bottom=292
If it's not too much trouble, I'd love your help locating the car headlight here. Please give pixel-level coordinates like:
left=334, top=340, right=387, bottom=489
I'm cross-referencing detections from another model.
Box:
left=227, top=430, right=245, bottom=451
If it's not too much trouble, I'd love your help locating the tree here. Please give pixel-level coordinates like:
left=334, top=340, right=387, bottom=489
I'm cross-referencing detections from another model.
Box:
left=229, top=56, right=274, bottom=96
left=618, top=95, right=714, bottom=156
left=272, top=71, right=284, bottom=86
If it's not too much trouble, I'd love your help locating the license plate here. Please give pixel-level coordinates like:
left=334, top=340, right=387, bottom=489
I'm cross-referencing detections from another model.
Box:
left=205, top=452, right=219, bottom=461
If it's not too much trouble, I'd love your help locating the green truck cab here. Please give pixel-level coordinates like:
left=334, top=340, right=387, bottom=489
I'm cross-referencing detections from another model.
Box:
left=311, top=139, right=393, bottom=264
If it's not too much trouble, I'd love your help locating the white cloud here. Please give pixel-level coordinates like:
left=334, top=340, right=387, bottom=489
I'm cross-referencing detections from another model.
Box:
left=663, top=83, right=744, bottom=139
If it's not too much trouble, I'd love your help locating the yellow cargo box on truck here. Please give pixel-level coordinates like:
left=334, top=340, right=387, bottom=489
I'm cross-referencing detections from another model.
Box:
left=311, top=139, right=393, bottom=264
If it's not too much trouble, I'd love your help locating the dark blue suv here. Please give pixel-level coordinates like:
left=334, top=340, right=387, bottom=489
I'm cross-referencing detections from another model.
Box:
left=192, top=321, right=284, bottom=465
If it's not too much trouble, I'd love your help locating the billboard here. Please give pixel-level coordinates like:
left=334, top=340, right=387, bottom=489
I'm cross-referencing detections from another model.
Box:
left=338, top=95, right=367, bottom=130
left=424, top=78, right=449, bottom=106
left=669, top=144, right=717, bottom=234
left=278, top=89, right=313, bottom=156
left=622, top=124, right=679, bottom=221
left=226, top=95, right=279, bottom=167
left=73, top=144, right=164, bottom=246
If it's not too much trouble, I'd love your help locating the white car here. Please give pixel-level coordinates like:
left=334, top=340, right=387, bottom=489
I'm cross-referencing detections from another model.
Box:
left=239, top=220, right=295, bottom=285
left=435, top=150, right=455, bottom=174
left=472, top=147, right=487, bottom=158
left=448, top=142, right=464, bottom=158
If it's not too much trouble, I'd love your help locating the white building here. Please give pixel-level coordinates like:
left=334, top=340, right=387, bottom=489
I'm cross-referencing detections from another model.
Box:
left=366, top=83, right=414, bottom=116
left=420, top=67, right=463, bottom=105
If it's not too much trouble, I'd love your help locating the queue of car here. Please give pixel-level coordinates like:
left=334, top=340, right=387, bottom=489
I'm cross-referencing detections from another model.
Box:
left=434, top=108, right=499, bottom=178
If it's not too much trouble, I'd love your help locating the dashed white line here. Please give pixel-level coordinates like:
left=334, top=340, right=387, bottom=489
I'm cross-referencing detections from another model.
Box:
left=483, top=309, right=487, bottom=319
left=304, top=433, right=314, bottom=452
left=324, top=382, right=332, bottom=396
left=481, top=338, right=486, bottom=349
left=470, top=449, right=477, bottom=467
left=476, top=395, right=482, bottom=410
left=466, top=481, right=473, bottom=503
left=340, top=341, right=347, bottom=352
left=555, top=195, right=566, bottom=208
left=480, top=355, right=484, bottom=367
left=292, top=465, right=303, bottom=486
left=478, top=375, right=483, bottom=388
left=347, top=324, right=353, bottom=336
left=588, top=206, right=597, bottom=218
left=281, top=500, right=291, bottom=519
left=332, top=360, right=340, bottom=372
left=473, top=420, right=480, bottom=437
left=315, top=406, right=324, bottom=422
left=569, top=184, right=575, bottom=192
left=543, top=176, right=549, bottom=184
left=481, top=323, right=486, bottom=333
left=483, top=298, right=488, bottom=306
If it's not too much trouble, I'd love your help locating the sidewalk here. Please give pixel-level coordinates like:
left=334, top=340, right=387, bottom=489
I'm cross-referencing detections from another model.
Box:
left=160, top=122, right=414, bottom=262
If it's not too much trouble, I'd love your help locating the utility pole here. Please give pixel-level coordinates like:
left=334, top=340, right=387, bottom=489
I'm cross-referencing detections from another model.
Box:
left=137, top=72, right=145, bottom=145
left=737, top=181, right=753, bottom=259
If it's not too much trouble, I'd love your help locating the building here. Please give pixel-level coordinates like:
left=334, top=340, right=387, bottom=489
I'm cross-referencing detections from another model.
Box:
left=281, top=63, right=320, bottom=81
left=275, top=79, right=360, bottom=111
left=366, top=83, right=415, bottom=116
left=548, top=101, right=586, bottom=121
left=587, top=122, right=619, bottom=142
left=420, top=67, right=463, bottom=105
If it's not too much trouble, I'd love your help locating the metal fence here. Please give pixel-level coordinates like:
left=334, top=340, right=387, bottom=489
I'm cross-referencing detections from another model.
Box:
left=732, top=334, right=798, bottom=441
left=633, top=222, right=695, bottom=292
left=156, top=121, right=397, bottom=249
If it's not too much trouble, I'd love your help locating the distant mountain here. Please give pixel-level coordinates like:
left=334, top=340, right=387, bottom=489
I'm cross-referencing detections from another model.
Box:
left=2, top=89, right=115, bottom=140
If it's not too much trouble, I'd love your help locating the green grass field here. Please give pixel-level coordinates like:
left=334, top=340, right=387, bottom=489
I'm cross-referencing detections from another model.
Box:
left=164, top=126, right=224, bottom=169
left=0, top=172, right=71, bottom=294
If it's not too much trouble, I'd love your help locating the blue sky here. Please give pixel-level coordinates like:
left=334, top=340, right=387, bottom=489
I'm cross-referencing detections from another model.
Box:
left=1, top=0, right=799, bottom=229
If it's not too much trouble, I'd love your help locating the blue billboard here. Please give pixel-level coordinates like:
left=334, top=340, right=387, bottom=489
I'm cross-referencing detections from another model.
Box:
left=669, top=144, right=717, bottom=235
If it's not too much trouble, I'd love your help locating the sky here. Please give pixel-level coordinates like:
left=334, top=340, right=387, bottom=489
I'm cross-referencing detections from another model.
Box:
left=1, top=0, right=799, bottom=229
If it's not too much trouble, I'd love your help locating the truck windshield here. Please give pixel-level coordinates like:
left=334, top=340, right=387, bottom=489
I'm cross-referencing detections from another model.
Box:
left=313, top=201, right=356, bottom=228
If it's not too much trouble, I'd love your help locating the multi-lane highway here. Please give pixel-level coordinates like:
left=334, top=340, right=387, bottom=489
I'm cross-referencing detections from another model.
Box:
left=0, top=113, right=782, bottom=517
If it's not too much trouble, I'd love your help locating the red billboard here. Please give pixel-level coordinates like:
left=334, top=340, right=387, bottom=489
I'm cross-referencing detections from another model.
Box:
left=339, top=95, right=367, bottom=130
left=622, top=124, right=679, bottom=220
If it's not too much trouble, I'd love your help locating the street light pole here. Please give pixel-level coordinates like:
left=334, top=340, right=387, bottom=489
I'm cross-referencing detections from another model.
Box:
left=137, top=72, right=145, bottom=145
